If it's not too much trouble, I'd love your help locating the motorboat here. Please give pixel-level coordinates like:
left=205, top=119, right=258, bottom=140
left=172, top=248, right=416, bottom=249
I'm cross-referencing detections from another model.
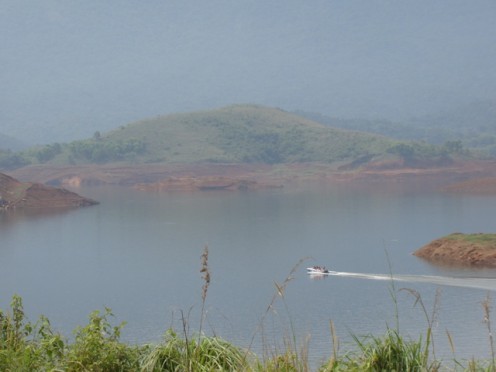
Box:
left=307, top=266, right=331, bottom=274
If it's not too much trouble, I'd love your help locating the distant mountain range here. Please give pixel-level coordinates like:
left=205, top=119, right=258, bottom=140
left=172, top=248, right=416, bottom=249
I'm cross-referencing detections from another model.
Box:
left=0, top=132, right=26, bottom=151
left=297, top=100, right=496, bottom=157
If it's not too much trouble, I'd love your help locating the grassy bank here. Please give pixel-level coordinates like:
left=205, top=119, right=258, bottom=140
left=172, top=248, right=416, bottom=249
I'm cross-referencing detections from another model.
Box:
left=445, top=233, right=496, bottom=245
left=2, top=251, right=496, bottom=371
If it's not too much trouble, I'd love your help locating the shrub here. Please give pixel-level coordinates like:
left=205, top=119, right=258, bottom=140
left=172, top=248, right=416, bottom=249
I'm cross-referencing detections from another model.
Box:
left=64, top=308, right=141, bottom=372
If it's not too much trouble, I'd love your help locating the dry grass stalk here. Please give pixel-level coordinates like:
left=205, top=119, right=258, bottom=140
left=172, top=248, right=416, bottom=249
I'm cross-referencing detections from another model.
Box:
left=482, top=294, right=496, bottom=371
left=200, top=245, right=210, bottom=303
left=244, top=257, right=309, bottom=365
left=330, top=320, right=339, bottom=363
left=198, top=245, right=210, bottom=343
left=400, top=286, right=441, bottom=363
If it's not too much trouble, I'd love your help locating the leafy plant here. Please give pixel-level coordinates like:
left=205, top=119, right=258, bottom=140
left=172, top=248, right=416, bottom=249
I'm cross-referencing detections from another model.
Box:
left=64, top=308, right=141, bottom=372
left=0, top=295, right=65, bottom=371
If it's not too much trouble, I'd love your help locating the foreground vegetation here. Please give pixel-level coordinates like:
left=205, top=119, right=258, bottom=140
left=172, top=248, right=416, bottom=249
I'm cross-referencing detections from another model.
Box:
left=2, top=252, right=496, bottom=371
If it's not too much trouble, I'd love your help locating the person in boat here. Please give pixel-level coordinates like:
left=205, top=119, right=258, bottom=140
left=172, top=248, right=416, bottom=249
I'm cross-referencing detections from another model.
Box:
left=312, top=265, right=329, bottom=273
left=311, top=265, right=328, bottom=273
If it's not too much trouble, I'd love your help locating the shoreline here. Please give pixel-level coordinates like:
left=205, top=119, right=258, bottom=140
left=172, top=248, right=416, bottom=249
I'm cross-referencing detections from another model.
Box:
left=7, top=159, right=496, bottom=194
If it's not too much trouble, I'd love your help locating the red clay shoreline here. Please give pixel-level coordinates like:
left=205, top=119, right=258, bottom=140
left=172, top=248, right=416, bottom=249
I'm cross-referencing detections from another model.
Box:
left=7, top=159, right=496, bottom=194
left=414, top=233, right=496, bottom=268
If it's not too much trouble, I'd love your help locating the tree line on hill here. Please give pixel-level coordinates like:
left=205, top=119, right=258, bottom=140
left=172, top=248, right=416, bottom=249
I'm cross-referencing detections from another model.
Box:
left=0, top=136, right=147, bottom=170
left=296, top=100, right=496, bottom=157
left=0, top=103, right=491, bottom=171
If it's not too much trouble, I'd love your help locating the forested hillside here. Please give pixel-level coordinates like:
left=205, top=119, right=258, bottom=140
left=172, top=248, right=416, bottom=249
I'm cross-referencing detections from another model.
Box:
left=0, top=105, right=467, bottom=170
left=297, top=100, right=496, bottom=157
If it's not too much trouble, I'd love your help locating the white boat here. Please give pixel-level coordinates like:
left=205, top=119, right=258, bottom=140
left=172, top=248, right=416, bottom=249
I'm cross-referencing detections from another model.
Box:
left=307, top=266, right=331, bottom=274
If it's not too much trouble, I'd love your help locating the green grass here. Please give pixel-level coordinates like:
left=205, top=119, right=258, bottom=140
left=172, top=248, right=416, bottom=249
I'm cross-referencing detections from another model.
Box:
left=446, top=233, right=496, bottom=246
left=347, top=329, right=435, bottom=371
left=141, top=330, right=248, bottom=371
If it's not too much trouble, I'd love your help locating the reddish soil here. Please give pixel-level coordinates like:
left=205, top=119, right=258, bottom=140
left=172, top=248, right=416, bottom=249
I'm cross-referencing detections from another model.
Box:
left=442, top=177, right=496, bottom=194
left=0, top=172, right=98, bottom=209
left=7, top=159, right=496, bottom=194
left=134, top=176, right=282, bottom=192
left=414, top=234, right=496, bottom=267
left=344, top=160, right=496, bottom=192
left=9, top=163, right=281, bottom=187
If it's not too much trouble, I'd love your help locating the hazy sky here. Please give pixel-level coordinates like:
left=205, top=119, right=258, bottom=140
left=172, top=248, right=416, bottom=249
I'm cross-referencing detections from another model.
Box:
left=1, top=1, right=495, bottom=144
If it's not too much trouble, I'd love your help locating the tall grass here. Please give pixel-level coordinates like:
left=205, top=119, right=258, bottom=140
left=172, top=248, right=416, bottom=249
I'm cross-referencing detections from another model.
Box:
left=321, top=257, right=442, bottom=372
left=400, top=287, right=442, bottom=367
left=483, top=294, right=496, bottom=372
left=350, top=328, right=426, bottom=371
left=141, top=245, right=251, bottom=372
left=2, top=254, right=496, bottom=371
left=246, top=257, right=311, bottom=371
left=141, top=329, right=247, bottom=371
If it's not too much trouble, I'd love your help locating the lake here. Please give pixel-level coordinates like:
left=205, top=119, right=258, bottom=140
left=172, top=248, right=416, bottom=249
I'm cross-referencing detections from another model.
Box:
left=1, top=181, right=496, bottom=367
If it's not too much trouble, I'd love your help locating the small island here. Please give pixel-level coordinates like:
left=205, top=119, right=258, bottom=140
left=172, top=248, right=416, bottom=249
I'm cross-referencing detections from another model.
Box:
left=0, top=172, right=97, bottom=210
left=414, top=233, right=496, bottom=267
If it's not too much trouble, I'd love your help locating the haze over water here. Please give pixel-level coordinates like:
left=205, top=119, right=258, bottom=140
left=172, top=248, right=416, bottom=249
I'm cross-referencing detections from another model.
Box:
left=1, top=183, right=496, bottom=365
left=2, top=2, right=496, bottom=368
left=1, top=1, right=495, bottom=144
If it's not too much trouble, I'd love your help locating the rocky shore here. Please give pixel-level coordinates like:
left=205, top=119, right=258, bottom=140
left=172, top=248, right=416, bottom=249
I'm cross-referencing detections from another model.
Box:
left=0, top=172, right=98, bottom=209
left=9, top=160, right=496, bottom=193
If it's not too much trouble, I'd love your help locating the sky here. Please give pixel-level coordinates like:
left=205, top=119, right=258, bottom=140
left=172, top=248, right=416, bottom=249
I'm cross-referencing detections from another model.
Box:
left=1, top=0, right=495, bottom=144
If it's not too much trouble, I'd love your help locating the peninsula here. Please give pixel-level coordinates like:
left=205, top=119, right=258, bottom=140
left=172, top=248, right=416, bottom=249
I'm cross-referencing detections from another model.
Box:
left=414, top=233, right=496, bottom=267
left=0, top=172, right=97, bottom=209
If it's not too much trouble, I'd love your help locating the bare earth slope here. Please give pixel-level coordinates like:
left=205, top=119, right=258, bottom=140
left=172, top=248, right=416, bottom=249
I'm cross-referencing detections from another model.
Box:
left=9, top=160, right=496, bottom=194
left=0, top=172, right=98, bottom=209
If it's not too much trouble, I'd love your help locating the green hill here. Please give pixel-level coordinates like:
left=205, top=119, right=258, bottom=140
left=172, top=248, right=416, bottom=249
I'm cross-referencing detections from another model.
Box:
left=1, top=105, right=462, bottom=169
left=63, top=105, right=395, bottom=165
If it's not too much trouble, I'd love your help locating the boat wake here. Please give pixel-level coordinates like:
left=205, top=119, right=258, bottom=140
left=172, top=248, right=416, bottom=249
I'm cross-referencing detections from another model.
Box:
left=314, top=271, right=496, bottom=291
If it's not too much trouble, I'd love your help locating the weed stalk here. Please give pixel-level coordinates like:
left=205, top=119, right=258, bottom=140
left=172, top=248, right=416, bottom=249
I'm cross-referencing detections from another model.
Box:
left=482, top=293, right=496, bottom=371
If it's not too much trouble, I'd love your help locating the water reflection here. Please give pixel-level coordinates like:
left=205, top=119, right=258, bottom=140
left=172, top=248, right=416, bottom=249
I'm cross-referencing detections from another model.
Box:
left=0, top=207, right=81, bottom=228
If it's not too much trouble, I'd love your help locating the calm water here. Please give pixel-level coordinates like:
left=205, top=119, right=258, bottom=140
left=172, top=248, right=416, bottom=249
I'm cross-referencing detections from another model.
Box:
left=1, top=182, right=496, bottom=366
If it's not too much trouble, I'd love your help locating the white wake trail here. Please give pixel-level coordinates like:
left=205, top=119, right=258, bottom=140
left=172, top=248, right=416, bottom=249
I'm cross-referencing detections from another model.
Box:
left=319, top=271, right=496, bottom=291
